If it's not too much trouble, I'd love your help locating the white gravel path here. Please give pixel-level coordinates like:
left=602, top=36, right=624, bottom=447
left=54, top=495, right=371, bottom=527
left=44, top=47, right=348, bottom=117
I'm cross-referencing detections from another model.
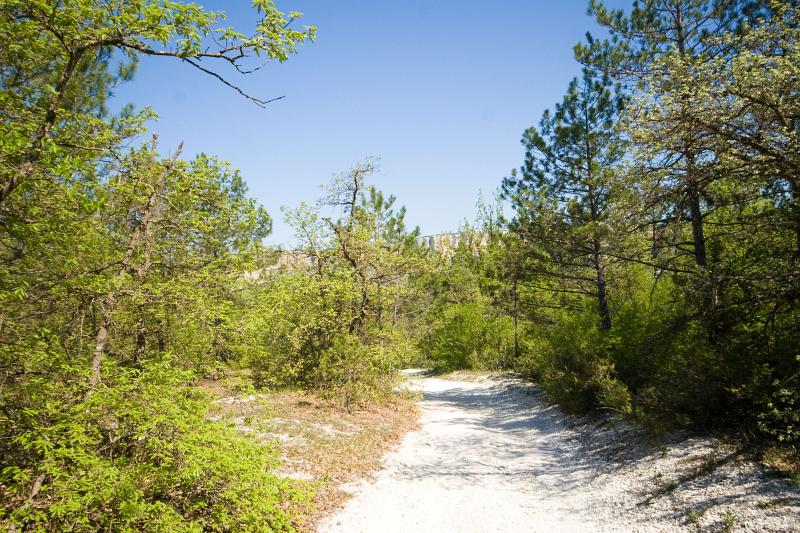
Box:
left=319, top=371, right=800, bottom=533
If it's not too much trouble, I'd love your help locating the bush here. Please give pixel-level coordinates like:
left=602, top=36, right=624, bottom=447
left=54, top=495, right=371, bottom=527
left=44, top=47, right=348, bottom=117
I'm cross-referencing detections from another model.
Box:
left=247, top=273, right=357, bottom=388
left=0, top=358, right=311, bottom=532
left=758, top=357, right=800, bottom=444
left=527, top=311, right=631, bottom=414
left=511, top=328, right=550, bottom=379
left=315, top=331, right=410, bottom=410
left=423, top=301, right=515, bottom=372
left=245, top=271, right=411, bottom=410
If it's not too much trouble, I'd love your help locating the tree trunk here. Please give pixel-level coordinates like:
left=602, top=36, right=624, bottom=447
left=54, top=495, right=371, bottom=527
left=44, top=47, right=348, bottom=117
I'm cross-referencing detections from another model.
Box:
left=687, top=179, right=707, bottom=269
left=595, top=259, right=612, bottom=331
left=89, top=294, right=114, bottom=391
left=686, top=159, right=717, bottom=330
left=349, top=282, right=370, bottom=336
left=85, top=140, right=181, bottom=395
left=512, top=277, right=520, bottom=359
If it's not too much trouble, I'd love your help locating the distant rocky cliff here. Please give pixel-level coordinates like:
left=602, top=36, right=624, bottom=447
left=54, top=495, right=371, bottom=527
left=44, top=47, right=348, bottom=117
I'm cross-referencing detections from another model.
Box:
left=415, top=233, right=461, bottom=253
left=415, top=232, right=487, bottom=255
left=254, top=233, right=483, bottom=278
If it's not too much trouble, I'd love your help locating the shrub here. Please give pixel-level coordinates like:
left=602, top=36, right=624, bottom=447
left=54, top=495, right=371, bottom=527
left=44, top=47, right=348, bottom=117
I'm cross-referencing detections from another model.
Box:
left=758, top=357, right=800, bottom=444
left=512, top=328, right=550, bottom=379
left=247, top=273, right=357, bottom=388
left=1, top=358, right=311, bottom=532
left=315, top=331, right=409, bottom=410
left=529, top=311, right=630, bottom=414
left=423, top=301, right=515, bottom=372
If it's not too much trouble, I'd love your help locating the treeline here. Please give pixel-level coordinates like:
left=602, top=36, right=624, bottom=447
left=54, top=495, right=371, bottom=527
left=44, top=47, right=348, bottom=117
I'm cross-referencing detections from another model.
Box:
left=426, top=0, right=800, bottom=444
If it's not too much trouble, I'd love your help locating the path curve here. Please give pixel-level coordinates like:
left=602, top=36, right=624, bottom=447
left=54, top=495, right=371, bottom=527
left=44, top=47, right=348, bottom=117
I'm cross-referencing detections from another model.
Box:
left=319, top=371, right=800, bottom=532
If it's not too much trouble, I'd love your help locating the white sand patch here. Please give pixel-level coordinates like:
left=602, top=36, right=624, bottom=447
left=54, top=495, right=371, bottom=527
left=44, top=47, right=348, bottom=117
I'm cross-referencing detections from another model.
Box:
left=319, top=373, right=800, bottom=532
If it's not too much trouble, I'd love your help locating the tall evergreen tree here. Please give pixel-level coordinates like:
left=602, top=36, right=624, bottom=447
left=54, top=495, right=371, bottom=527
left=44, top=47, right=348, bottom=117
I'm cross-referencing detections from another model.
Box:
left=503, top=68, right=624, bottom=331
left=575, top=0, right=764, bottom=321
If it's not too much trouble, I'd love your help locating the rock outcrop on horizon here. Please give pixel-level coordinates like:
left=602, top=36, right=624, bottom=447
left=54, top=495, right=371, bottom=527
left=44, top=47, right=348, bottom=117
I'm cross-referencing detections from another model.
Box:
left=416, top=232, right=487, bottom=256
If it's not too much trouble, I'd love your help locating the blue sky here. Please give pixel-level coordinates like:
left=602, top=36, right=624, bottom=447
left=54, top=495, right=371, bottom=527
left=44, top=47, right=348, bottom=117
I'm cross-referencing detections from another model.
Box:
left=112, top=0, right=627, bottom=246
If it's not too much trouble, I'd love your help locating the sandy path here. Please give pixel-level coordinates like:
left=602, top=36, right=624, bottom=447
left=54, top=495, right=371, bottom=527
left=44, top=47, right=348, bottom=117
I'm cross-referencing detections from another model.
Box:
left=318, top=372, right=800, bottom=533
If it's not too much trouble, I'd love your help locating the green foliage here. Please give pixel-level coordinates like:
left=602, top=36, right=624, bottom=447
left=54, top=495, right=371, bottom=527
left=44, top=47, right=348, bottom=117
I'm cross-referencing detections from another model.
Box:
left=0, top=139, right=309, bottom=527
left=248, top=272, right=358, bottom=388
left=758, top=357, right=800, bottom=444
left=3, top=1, right=800, bottom=529
left=409, top=0, right=800, bottom=446
left=315, top=331, right=409, bottom=410
left=424, top=301, right=515, bottom=372
left=414, top=199, right=523, bottom=373
left=524, top=310, right=630, bottom=414
left=496, top=0, right=800, bottom=442
left=1, top=0, right=317, bottom=528
left=1, top=359, right=310, bottom=532
left=502, top=66, right=623, bottom=333
left=247, top=161, right=423, bottom=405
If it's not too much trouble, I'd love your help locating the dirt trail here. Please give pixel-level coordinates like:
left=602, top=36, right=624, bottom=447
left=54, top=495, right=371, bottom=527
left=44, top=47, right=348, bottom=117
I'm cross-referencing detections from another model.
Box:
left=319, top=371, right=800, bottom=532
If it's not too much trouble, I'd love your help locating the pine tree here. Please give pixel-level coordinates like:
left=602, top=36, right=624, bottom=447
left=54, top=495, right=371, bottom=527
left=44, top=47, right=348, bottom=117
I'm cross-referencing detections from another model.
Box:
left=503, top=68, right=624, bottom=331
left=575, top=0, right=764, bottom=319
